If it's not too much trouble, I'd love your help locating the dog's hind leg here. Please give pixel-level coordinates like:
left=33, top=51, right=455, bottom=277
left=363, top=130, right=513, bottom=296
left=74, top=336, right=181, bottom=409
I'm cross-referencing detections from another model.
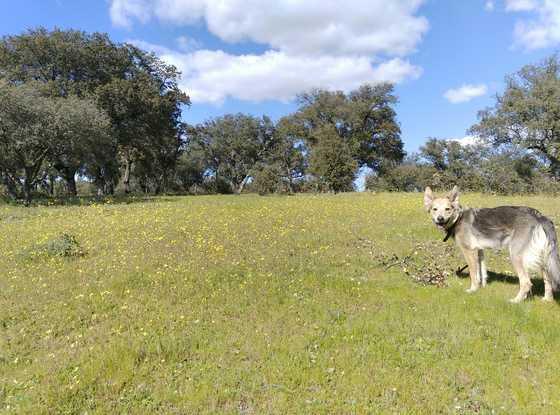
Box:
left=478, top=250, right=488, bottom=287
left=461, top=247, right=481, bottom=293
left=542, top=269, right=554, bottom=302
left=510, top=255, right=532, bottom=303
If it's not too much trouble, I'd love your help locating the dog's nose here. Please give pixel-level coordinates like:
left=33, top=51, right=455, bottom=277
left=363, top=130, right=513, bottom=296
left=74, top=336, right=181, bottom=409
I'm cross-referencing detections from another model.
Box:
left=437, top=215, right=444, bottom=222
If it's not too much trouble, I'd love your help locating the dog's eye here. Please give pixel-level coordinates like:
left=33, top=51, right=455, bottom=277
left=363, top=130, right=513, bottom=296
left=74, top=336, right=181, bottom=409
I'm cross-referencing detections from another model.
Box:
left=445, top=208, right=451, bottom=211
left=432, top=208, right=437, bottom=211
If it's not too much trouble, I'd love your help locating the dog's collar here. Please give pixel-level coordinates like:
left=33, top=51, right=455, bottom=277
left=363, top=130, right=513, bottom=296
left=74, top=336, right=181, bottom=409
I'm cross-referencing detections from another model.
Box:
left=443, top=209, right=463, bottom=242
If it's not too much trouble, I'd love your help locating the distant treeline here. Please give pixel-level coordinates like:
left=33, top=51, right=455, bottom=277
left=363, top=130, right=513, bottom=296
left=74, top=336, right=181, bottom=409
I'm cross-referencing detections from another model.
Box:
left=1, top=28, right=559, bottom=204
left=367, top=139, right=560, bottom=194
left=368, top=55, right=560, bottom=195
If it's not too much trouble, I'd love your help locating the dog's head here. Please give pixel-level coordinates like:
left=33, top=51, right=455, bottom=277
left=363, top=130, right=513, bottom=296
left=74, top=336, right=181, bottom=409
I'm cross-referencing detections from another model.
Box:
left=423, top=185, right=461, bottom=230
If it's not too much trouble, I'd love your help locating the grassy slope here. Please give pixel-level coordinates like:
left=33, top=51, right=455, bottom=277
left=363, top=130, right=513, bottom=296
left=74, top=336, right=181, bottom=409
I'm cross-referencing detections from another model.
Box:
left=1, top=193, right=560, bottom=414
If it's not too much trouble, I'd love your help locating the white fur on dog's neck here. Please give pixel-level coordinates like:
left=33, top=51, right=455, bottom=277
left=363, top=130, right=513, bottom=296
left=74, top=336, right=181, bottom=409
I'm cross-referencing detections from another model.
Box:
left=442, top=206, right=463, bottom=242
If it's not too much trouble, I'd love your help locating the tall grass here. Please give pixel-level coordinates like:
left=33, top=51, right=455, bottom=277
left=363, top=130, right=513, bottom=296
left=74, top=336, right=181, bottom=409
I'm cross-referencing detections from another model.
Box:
left=1, top=193, right=560, bottom=413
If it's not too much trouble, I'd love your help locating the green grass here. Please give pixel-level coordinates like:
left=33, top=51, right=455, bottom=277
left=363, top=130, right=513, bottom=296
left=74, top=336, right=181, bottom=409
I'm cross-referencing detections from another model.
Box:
left=1, top=192, right=560, bottom=414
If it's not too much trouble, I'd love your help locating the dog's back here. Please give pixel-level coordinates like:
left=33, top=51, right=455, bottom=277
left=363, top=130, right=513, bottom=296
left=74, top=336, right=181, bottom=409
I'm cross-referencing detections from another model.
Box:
left=467, top=206, right=545, bottom=243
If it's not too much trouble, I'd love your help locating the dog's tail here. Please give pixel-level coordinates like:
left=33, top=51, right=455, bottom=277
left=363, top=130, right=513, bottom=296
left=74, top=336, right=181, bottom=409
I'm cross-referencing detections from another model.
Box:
left=534, top=218, right=560, bottom=291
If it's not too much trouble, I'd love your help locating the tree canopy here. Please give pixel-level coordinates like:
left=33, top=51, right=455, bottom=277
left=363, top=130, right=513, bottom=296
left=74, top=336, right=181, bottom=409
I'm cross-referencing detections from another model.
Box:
left=2, top=27, right=560, bottom=202
left=295, top=83, right=405, bottom=172
left=0, top=81, right=112, bottom=203
left=0, top=27, right=189, bottom=202
left=470, top=55, right=560, bottom=177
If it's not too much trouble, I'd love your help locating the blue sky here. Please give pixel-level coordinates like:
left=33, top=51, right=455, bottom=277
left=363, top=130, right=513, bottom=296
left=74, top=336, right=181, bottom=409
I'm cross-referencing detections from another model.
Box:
left=1, top=0, right=559, bottom=153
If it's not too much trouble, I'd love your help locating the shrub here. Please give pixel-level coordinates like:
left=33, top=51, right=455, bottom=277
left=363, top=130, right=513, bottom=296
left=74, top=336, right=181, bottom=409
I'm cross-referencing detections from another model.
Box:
left=22, top=233, right=85, bottom=260
left=366, top=164, right=437, bottom=192
left=251, top=165, right=294, bottom=195
left=43, top=233, right=84, bottom=257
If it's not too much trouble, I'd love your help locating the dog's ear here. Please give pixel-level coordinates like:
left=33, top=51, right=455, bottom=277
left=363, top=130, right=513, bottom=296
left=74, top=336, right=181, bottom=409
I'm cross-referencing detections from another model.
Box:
left=424, top=187, right=433, bottom=211
left=448, top=185, right=459, bottom=206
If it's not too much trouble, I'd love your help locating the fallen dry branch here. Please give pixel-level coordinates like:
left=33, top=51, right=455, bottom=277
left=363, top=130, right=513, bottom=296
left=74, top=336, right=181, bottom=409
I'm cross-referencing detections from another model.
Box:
left=357, top=238, right=465, bottom=288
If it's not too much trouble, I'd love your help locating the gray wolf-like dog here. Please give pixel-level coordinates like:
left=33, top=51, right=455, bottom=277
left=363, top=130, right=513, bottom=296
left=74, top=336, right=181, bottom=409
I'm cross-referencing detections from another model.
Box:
left=424, top=186, right=560, bottom=302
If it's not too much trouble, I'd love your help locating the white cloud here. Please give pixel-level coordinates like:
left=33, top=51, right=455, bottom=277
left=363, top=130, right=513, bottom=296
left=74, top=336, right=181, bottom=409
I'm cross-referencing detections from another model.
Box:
left=110, top=0, right=427, bottom=104
left=162, top=50, right=421, bottom=104
left=485, top=1, right=495, bottom=12
left=443, top=84, right=488, bottom=104
left=505, top=0, right=538, bottom=11
left=448, top=135, right=483, bottom=147
left=110, top=0, right=152, bottom=28
left=109, top=0, right=428, bottom=57
left=176, top=36, right=202, bottom=52
left=127, top=37, right=202, bottom=54
left=504, top=0, right=560, bottom=50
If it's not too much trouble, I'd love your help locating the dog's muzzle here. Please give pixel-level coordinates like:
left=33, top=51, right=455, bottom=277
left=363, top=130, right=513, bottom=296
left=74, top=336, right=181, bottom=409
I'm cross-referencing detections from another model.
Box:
left=434, top=217, right=449, bottom=229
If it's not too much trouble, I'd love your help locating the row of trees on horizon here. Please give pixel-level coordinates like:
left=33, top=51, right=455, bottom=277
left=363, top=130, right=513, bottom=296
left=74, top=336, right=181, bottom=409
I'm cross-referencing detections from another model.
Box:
left=1, top=28, right=560, bottom=204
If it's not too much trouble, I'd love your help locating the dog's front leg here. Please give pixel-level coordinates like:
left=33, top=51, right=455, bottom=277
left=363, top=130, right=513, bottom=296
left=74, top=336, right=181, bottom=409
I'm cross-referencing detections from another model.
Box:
left=478, top=250, right=488, bottom=287
left=461, top=247, right=481, bottom=293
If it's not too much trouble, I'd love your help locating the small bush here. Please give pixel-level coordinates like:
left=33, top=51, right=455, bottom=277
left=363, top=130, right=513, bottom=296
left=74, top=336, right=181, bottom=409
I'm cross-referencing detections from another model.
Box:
left=203, top=176, right=234, bottom=194
left=366, top=164, right=437, bottom=192
left=251, top=165, right=296, bottom=195
left=44, top=233, right=84, bottom=257
left=22, top=233, right=85, bottom=260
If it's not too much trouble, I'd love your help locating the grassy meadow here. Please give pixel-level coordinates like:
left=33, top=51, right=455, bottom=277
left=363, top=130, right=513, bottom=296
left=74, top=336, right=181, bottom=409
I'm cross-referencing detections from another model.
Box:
left=2, top=192, right=560, bottom=414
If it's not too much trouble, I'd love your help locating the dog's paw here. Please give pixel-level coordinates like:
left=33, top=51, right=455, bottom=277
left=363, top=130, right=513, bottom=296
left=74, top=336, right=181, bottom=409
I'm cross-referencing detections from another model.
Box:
left=542, top=296, right=554, bottom=302
left=509, top=297, right=524, bottom=304
left=465, top=287, right=478, bottom=294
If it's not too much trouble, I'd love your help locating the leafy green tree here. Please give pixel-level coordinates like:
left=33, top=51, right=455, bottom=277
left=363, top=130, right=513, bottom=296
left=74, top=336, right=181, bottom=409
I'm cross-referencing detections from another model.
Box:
left=470, top=55, right=560, bottom=177
left=252, top=116, right=307, bottom=194
left=0, top=28, right=189, bottom=195
left=48, top=96, right=114, bottom=196
left=366, top=161, right=437, bottom=192
left=131, top=132, right=183, bottom=194
left=400, top=136, right=545, bottom=194
left=0, top=82, right=53, bottom=204
left=476, top=146, right=541, bottom=194
left=0, top=82, right=111, bottom=204
left=175, top=146, right=206, bottom=193
left=251, top=164, right=286, bottom=195
left=309, top=126, right=357, bottom=192
left=190, top=114, right=275, bottom=194
left=95, top=53, right=189, bottom=194
left=296, top=83, right=405, bottom=174
left=419, top=138, right=448, bottom=171
left=0, top=28, right=128, bottom=97
left=417, top=138, right=492, bottom=190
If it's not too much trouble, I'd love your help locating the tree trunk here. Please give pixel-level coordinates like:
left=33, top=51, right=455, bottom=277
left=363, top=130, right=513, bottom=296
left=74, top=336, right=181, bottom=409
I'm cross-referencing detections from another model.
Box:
left=549, top=157, right=560, bottom=179
left=123, top=155, right=132, bottom=194
left=153, top=175, right=161, bottom=195
left=63, top=169, right=78, bottom=196
left=107, top=182, right=115, bottom=195
left=2, top=174, right=18, bottom=200
left=286, top=167, right=294, bottom=193
left=139, top=176, right=149, bottom=194
left=237, top=176, right=249, bottom=194
left=102, top=181, right=114, bottom=195
left=160, top=171, right=170, bottom=194
left=48, top=174, right=55, bottom=196
left=23, top=174, right=33, bottom=207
